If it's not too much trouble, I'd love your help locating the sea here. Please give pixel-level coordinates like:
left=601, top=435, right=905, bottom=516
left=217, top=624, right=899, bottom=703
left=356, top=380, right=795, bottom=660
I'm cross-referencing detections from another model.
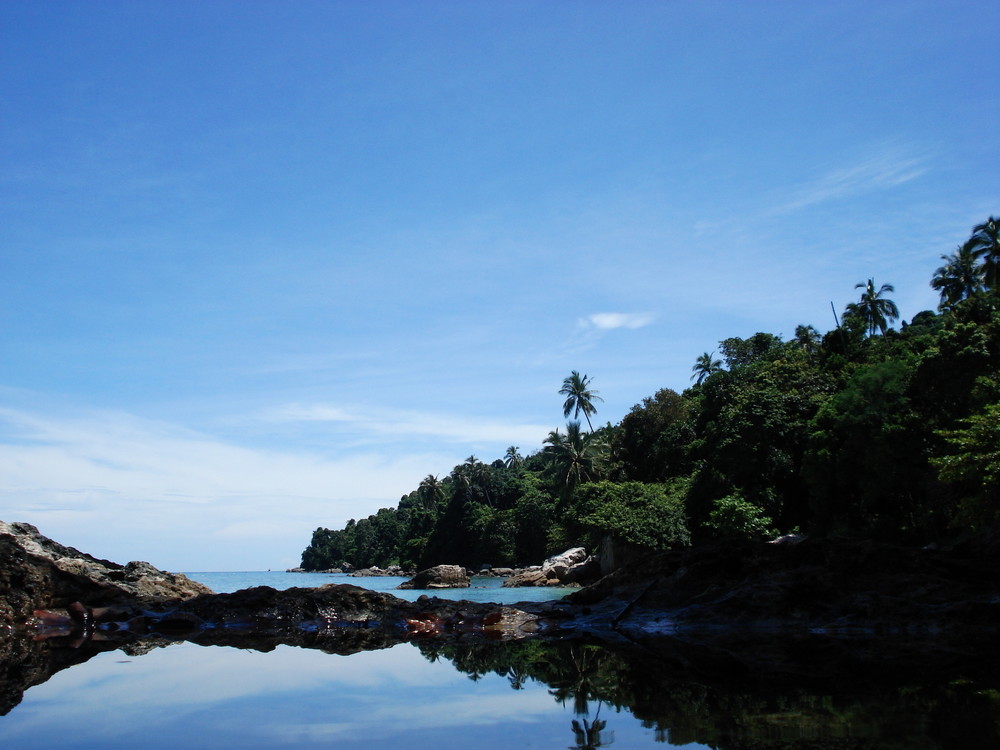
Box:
left=1, top=571, right=997, bottom=749
left=186, top=569, right=577, bottom=603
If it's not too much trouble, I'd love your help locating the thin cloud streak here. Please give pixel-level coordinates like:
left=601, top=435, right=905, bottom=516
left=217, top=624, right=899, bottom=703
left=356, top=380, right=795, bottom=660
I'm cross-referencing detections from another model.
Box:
left=774, top=149, right=927, bottom=215
left=266, top=403, right=551, bottom=446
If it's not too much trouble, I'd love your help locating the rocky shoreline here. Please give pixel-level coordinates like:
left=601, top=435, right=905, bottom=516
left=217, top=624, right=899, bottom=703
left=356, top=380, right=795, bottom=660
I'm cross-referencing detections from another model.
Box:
left=4, top=519, right=1000, bottom=716
left=286, top=546, right=601, bottom=588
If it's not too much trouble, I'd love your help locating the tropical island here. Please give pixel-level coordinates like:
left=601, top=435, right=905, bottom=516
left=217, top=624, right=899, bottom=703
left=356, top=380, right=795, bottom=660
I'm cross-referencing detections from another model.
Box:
left=299, top=217, right=999, bottom=580
left=1, top=218, right=998, bottom=748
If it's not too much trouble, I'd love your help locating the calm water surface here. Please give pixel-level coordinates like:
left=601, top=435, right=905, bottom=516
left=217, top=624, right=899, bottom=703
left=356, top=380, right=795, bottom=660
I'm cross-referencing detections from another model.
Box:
left=2, top=572, right=997, bottom=749
left=2, top=642, right=689, bottom=750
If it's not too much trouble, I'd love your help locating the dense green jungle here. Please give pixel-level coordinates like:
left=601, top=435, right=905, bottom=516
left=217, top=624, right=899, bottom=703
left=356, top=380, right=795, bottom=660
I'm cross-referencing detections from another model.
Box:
left=301, top=218, right=1000, bottom=572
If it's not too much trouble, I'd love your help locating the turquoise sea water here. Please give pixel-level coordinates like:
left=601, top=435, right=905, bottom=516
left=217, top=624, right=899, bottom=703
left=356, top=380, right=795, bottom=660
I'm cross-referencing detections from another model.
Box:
left=184, top=570, right=575, bottom=603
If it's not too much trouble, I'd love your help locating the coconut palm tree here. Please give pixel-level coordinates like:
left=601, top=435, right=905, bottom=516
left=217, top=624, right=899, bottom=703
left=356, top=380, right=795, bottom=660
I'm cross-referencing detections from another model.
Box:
left=844, top=278, right=899, bottom=336
left=417, top=474, right=444, bottom=511
left=543, top=421, right=607, bottom=497
left=559, top=371, right=603, bottom=431
left=967, top=216, right=1000, bottom=293
left=793, top=325, right=822, bottom=356
left=503, top=446, right=523, bottom=470
left=931, top=243, right=985, bottom=310
left=691, top=352, right=722, bottom=384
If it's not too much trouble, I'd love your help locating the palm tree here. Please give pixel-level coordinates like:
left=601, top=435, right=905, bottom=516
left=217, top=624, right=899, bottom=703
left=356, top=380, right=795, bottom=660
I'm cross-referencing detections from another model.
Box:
left=793, top=325, right=822, bottom=356
left=559, top=371, right=603, bottom=431
left=691, top=352, right=722, bottom=384
left=503, top=446, right=523, bottom=470
left=844, top=278, right=899, bottom=336
left=543, top=421, right=607, bottom=497
left=453, top=455, right=494, bottom=506
left=417, top=474, right=444, bottom=511
left=967, top=216, right=1000, bottom=293
left=931, top=243, right=985, bottom=310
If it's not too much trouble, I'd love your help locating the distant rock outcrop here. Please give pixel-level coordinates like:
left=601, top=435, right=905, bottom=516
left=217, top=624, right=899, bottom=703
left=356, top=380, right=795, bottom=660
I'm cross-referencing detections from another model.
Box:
left=398, top=564, right=470, bottom=589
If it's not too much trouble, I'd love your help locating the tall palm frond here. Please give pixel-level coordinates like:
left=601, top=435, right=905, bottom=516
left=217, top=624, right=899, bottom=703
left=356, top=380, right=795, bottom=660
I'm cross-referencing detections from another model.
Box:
left=691, top=352, right=723, bottom=384
left=543, top=421, right=607, bottom=496
left=931, top=243, right=985, bottom=310
left=967, top=216, right=1000, bottom=293
left=844, top=278, right=899, bottom=336
left=559, top=371, right=603, bottom=431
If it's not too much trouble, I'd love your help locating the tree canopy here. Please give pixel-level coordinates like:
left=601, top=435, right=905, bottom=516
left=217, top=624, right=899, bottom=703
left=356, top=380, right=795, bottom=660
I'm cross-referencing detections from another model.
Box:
left=300, top=218, right=1000, bottom=571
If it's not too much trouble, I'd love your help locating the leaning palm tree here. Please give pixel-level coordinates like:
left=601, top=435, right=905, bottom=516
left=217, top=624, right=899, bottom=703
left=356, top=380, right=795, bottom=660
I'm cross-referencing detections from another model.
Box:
left=691, top=352, right=723, bottom=384
left=559, top=371, right=603, bottom=431
left=967, top=216, right=1000, bottom=293
left=931, top=243, right=985, bottom=310
left=844, top=278, right=899, bottom=336
left=543, top=421, right=607, bottom=497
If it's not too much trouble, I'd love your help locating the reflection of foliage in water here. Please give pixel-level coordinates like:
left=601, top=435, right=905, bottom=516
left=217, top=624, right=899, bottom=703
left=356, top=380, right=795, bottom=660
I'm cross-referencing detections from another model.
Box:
left=415, top=640, right=1000, bottom=749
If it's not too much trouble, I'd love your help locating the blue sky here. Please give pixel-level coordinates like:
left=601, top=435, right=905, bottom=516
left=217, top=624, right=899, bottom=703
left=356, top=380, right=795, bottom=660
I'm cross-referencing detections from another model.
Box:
left=1, top=1, right=997, bottom=571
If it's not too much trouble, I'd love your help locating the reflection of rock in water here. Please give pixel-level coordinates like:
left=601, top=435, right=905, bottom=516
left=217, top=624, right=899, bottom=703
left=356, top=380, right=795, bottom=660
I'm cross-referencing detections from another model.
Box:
left=5, top=521, right=1000, bottom=746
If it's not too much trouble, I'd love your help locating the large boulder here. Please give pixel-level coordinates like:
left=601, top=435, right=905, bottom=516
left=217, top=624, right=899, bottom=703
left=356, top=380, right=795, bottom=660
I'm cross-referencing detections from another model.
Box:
left=397, top=564, right=470, bottom=589
left=0, top=520, right=211, bottom=628
left=502, top=567, right=549, bottom=587
left=562, top=555, right=602, bottom=585
left=505, top=548, right=591, bottom=587
left=542, top=547, right=588, bottom=579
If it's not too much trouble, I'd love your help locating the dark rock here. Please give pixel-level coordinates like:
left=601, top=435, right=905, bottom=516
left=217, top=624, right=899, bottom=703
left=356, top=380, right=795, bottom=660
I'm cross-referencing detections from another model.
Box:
left=398, top=564, right=470, bottom=589
left=568, top=535, right=1000, bottom=636
left=0, top=520, right=211, bottom=628
left=563, top=555, right=601, bottom=585
left=502, top=568, right=547, bottom=587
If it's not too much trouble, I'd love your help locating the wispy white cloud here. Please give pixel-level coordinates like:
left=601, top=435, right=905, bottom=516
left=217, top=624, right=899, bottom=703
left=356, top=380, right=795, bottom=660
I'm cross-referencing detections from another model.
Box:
left=0, top=406, right=448, bottom=570
left=579, top=312, right=655, bottom=330
left=774, top=148, right=927, bottom=214
left=266, top=403, right=550, bottom=446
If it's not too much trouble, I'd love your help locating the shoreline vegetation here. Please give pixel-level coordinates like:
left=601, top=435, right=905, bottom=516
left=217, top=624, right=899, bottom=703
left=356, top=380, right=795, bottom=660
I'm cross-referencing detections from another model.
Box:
left=300, top=217, right=1000, bottom=577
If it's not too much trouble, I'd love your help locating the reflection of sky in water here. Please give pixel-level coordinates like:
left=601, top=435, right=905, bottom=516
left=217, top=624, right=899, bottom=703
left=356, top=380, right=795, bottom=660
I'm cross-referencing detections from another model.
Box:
left=0, top=642, right=708, bottom=749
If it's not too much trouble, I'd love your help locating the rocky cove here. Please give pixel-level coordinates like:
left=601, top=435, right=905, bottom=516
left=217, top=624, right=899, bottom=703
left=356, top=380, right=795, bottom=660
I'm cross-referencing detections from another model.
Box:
left=4, top=520, right=1000, bottom=747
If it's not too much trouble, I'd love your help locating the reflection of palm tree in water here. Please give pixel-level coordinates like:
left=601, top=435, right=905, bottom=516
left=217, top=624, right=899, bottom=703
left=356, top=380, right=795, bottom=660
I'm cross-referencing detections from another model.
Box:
left=569, top=702, right=614, bottom=749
